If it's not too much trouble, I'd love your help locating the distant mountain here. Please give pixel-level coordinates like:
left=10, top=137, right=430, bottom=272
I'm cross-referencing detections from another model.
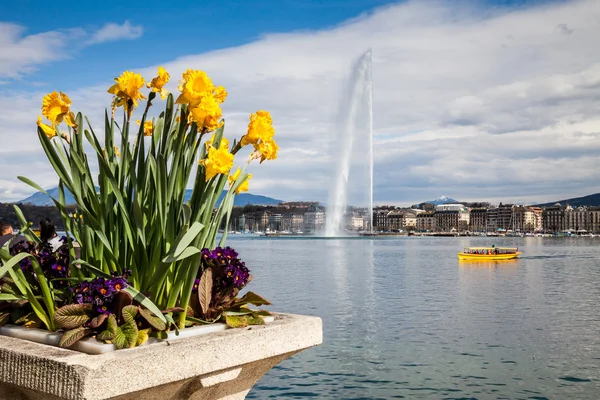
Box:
left=19, top=187, right=78, bottom=206
left=19, top=187, right=282, bottom=207
left=535, top=193, right=600, bottom=208
left=423, top=195, right=459, bottom=206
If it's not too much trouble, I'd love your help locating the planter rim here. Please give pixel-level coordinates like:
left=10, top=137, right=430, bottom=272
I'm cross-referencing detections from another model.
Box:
left=0, top=316, right=275, bottom=355
left=0, top=312, right=322, bottom=400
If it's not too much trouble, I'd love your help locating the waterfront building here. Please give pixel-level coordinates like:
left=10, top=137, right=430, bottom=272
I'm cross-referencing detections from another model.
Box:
left=403, top=210, right=419, bottom=230
left=373, top=210, right=390, bottom=231
left=435, top=204, right=469, bottom=232
left=387, top=210, right=404, bottom=231
left=282, top=214, right=304, bottom=232
left=486, top=207, right=498, bottom=232
left=469, top=208, right=487, bottom=232
left=344, top=212, right=365, bottom=230
left=588, top=207, right=600, bottom=233
left=542, top=204, right=566, bottom=233
left=416, top=212, right=436, bottom=232
left=512, top=206, right=536, bottom=232
left=529, top=207, right=543, bottom=231
left=268, top=213, right=283, bottom=232
left=304, top=210, right=325, bottom=232
left=497, top=203, right=515, bottom=231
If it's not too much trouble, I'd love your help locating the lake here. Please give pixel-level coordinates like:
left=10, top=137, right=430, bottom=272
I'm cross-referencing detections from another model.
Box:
left=225, top=236, right=600, bottom=399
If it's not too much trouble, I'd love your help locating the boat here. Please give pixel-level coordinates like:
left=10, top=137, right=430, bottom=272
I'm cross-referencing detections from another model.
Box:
left=458, top=246, right=522, bottom=260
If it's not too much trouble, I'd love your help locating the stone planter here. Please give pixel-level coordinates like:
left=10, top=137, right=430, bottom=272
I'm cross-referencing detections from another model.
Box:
left=0, top=313, right=322, bottom=400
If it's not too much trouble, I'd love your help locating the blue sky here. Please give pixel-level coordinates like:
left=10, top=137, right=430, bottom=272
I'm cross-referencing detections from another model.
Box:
left=1, top=0, right=598, bottom=205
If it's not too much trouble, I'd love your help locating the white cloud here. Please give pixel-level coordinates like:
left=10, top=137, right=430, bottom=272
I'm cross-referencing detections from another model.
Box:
left=0, top=21, right=143, bottom=79
left=2, top=0, right=600, bottom=206
left=87, top=21, right=143, bottom=45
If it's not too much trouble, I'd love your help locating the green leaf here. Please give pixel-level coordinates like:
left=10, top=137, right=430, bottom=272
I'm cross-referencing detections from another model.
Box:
left=0, top=253, right=34, bottom=280
left=121, top=305, right=138, bottom=323
left=138, top=307, right=166, bottom=331
left=161, top=246, right=201, bottom=263
left=198, top=267, right=212, bottom=317
left=246, top=315, right=266, bottom=326
left=136, top=328, right=150, bottom=346
left=169, top=222, right=204, bottom=260
left=0, top=293, right=28, bottom=301
left=155, top=330, right=168, bottom=339
left=0, top=313, right=11, bottom=327
left=59, top=327, right=89, bottom=348
left=225, top=315, right=249, bottom=328
left=54, top=303, right=92, bottom=330
left=113, top=320, right=138, bottom=349
left=234, top=292, right=272, bottom=307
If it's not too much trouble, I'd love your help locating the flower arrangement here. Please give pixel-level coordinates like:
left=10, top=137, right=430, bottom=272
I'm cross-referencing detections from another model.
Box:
left=0, top=67, right=276, bottom=349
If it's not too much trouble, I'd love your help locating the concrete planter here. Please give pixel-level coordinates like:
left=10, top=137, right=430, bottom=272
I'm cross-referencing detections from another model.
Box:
left=0, top=313, right=322, bottom=400
left=0, top=316, right=275, bottom=355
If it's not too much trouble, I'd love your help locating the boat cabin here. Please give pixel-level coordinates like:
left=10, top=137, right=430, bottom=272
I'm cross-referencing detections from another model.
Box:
left=463, top=247, right=518, bottom=255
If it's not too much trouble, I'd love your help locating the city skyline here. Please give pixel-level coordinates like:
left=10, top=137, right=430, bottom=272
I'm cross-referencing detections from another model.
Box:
left=2, top=0, right=600, bottom=205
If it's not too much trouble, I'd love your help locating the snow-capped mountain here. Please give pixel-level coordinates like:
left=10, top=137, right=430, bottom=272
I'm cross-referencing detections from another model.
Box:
left=424, top=195, right=459, bottom=206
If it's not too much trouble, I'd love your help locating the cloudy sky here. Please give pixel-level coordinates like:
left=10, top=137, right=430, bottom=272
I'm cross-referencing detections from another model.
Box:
left=1, top=0, right=599, bottom=206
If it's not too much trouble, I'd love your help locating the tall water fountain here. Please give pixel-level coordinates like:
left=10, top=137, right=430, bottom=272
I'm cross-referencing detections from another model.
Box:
left=325, top=49, right=373, bottom=237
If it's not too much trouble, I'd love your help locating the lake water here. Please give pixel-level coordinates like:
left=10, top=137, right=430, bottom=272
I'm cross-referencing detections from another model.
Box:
left=227, top=236, right=600, bottom=399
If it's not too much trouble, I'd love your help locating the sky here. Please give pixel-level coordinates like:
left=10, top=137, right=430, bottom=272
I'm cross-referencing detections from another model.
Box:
left=1, top=0, right=599, bottom=206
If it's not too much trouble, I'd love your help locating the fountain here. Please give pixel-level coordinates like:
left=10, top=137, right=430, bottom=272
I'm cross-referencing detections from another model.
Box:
left=324, top=49, right=373, bottom=237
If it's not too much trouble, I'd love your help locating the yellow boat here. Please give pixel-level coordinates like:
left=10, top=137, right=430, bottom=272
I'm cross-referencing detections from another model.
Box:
left=458, top=246, right=522, bottom=260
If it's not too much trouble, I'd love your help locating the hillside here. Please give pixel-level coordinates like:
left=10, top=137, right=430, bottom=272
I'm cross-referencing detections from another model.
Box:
left=19, top=187, right=282, bottom=207
left=536, top=193, right=600, bottom=207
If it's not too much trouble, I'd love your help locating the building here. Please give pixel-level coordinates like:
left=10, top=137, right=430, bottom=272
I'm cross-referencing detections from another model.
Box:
left=497, top=203, right=515, bottom=231
left=542, top=204, right=566, bottom=233
left=416, top=212, right=436, bottom=232
left=403, top=210, right=419, bottom=230
left=282, top=214, right=304, bottom=232
left=268, top=213, right=283, bottom=231
left=373, top=210, right=390, bottom=231
left=435, top=204, right=470, bottom=232
left=387, top=211, right=404, bottom=231
left=486, top=207, right=498, bottom=232
left=345, top=213, right=365, bottom=230
left=469, top=208, right=487, bottom=232
left=529, top=207, right=543, bottom=232
left=512, top=206, right=536, bottom=232
left=588, top=207, right=600, bottom=233
left=304, top=210, right=325, bottom=232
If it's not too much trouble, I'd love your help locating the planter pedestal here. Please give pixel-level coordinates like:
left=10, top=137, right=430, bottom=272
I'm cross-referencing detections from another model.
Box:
left=0, top=313, right=322, bottom=400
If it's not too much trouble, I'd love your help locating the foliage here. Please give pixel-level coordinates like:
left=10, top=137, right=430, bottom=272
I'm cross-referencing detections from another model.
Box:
left=0, top=67, right=274, bottom=349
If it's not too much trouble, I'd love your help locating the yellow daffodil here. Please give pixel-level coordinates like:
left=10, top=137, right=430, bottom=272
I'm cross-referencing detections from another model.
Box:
left=199, top=146, right=234, bottom=181
left=254, top=138, right=278, bottom=163
left=214, top=86, right=227, bottom=103
left=136, top=119, right=153, bottom=136
left=241, top=110, right=274, bottom=147
left=176, top=69, right=215, bottom=107
left=228, top=167, right=251, bottom=194
left=205, top=133, right=230, bottom=150
left=107, top=71, right=146, bottom=113
left=41, top=92, right=76, bottom=128
left=147, top=67, right=170, bottom=99
left=36, top=116, right=57, bottom=139
left=189, top=95, right=223, bottom=132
